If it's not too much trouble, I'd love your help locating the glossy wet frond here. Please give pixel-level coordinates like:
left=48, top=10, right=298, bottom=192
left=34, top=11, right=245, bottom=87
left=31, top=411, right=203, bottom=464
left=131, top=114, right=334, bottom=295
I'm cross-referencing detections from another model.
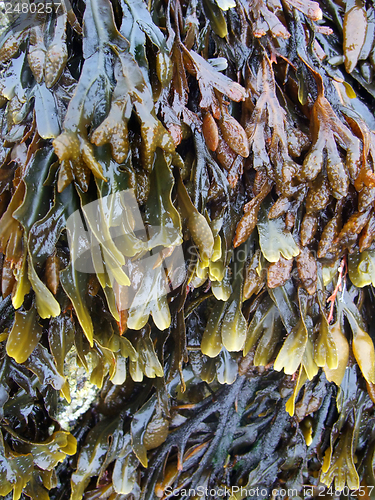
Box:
left=2, top=0, right=375, bottom=498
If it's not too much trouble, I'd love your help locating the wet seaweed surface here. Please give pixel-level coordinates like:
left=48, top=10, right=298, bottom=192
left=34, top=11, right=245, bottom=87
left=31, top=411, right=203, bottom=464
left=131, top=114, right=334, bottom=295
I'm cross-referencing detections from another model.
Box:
left=2, top=0, right=375, bottom=499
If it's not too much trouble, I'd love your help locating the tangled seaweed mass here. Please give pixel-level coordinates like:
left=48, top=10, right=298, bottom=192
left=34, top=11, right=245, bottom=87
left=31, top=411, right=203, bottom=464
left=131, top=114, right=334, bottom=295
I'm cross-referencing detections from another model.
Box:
left=3, top=0, right=375, bottom=498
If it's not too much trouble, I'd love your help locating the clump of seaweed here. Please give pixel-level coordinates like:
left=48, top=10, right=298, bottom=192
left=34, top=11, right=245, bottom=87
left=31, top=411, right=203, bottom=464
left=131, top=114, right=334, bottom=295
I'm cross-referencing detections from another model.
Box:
left=1, top=0, right=375, bottom=499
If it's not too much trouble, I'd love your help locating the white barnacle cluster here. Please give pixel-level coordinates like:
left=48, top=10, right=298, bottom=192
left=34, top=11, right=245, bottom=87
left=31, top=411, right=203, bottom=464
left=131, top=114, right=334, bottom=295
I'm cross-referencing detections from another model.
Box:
left=55, top=347, right=100, bottom=431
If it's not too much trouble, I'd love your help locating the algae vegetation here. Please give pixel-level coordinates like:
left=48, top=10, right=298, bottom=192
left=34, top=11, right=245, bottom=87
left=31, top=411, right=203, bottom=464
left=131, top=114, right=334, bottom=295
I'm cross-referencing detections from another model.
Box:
left=2, top=0, right=375, bottom=498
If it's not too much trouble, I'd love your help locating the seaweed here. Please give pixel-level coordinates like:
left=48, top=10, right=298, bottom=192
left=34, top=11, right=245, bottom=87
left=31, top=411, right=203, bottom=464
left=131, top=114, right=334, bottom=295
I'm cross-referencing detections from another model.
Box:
left=1, top=0, right=375, bottom=498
